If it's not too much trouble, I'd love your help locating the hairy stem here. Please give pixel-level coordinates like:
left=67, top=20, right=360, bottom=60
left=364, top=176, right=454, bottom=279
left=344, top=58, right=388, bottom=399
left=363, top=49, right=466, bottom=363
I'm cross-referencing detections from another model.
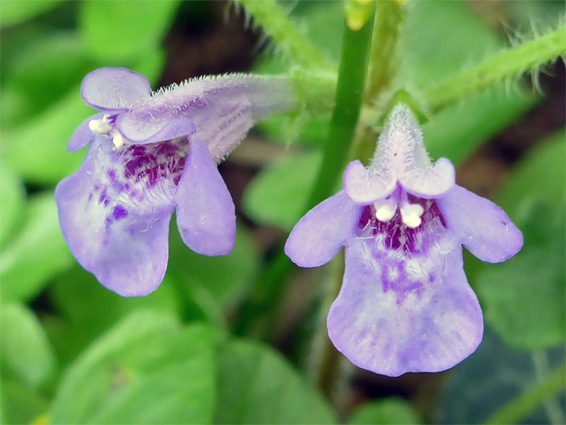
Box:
left=236, top=0, right=333, bottom=70
left=485, top=362, right=566, bottom=425
left=351, top=0, right=407, bottom=166
left=423, top=25, right=566, bottom=111
left=365, top=0, right=405, bottom=101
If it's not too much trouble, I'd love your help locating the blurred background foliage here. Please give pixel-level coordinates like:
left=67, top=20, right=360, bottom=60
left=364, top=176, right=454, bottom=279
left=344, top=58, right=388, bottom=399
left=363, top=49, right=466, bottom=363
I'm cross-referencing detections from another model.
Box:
left=0, top=1, right=564, bottom=424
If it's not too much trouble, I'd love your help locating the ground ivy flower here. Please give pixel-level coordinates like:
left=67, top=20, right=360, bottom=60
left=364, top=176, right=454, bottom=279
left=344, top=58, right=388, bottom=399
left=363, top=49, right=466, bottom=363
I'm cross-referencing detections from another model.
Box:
left=285, top=104, right=523, bottom=377
left=56, top=67, right=296, bottom=296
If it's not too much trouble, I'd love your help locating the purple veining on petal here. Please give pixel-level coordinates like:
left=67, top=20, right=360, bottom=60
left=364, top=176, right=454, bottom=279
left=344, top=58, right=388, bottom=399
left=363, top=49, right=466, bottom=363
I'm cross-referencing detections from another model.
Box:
left=356, top=197, right=447, bottom=255
left=121, top=139, right=188, bottom=188
left=55, top=135, right=177, bottom=296
left=328, top=224, right=483, bottom=377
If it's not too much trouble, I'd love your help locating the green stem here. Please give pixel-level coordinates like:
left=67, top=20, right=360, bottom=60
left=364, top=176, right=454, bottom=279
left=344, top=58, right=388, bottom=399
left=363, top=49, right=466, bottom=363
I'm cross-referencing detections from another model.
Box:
left=484, top=362, right=566, bottom=425
left=365, top=0, right=405, bottom=101
left=236, top=0, right=333, bottom=70
left=532, top=352, right=565, bottom=425
left=289, top=70, right=337, bottom=115
left=423, top=25, right=566, bottom=111
left=307, top=4, right=376, bottom=206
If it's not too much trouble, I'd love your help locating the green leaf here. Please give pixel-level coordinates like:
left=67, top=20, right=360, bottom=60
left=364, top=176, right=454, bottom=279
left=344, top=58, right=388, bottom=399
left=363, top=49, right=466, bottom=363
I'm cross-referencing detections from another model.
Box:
left=348, top=398, right=420, bottom=425
left=243, top=150, right=321, bottom=230
left=436, top=330, right=564, bottom=424
left=474, top=135, right=566, bottom=351
left=0, top=32, right=93, bottom=128
left=79, top=0, right=180, bottom=62
left=1, top=87, right=92, bottom=184
left=168, top=223, right=261, bottom=314
left=49, top=266, right=183, bottom=363
left=475, top=132, right=565, bottom=351
left=51, top=266, right=182, bottom=330
left=0, top=303, right=56, bottom=388
left=0, top=378, right=49, bottom=425
left=401, top=1, right=500, bottom=85
left=0, top=192, right=73, bottom=303
left=50, top=311, right=216, bottom=424
left=477, top=215, right=565, bottom=351
left=497, top=130, right=565, bottom=213
left=0, top=0, right=67, bottom=27
left=0, top=163, right=25, bottom=248
left=400, top=0, right=537, bottom=164
left=214, top=338, right=336, bottom=424
left=423, top=87, right=534, bottom=165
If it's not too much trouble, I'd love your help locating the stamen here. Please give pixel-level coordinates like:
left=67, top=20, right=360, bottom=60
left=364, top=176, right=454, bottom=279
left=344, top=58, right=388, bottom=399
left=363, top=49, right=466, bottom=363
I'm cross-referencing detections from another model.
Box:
left=374, top=198, right=397, bottom=222
left=112, top=133, right=126, bottom=149
left=89, top=114, right=112, bottom=135
left=400, top=203, right=424, bottom=228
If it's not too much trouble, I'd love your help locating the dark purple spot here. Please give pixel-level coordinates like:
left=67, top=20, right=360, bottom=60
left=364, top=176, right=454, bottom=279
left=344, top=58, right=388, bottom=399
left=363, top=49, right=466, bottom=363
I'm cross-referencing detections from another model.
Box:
left=113, top=205, right=128, bottom=220
left=107, top=169, right=117, bottom=181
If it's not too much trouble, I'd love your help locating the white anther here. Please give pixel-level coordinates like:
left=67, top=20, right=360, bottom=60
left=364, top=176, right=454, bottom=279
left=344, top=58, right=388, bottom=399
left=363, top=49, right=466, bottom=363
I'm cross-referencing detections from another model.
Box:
left=400, top=203, right=424, bottom=228
left=112, top=133, right=126, bottom=149
left=88, top=114, right=112, bottom=135
left=373, top=198, right=397, bottom=222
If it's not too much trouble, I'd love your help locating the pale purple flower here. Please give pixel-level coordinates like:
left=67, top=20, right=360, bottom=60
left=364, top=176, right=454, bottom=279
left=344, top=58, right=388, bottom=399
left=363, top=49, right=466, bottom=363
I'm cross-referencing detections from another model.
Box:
left=285, top=104, right=523, bottom=377
left=56, top=67, right=296, bottom=296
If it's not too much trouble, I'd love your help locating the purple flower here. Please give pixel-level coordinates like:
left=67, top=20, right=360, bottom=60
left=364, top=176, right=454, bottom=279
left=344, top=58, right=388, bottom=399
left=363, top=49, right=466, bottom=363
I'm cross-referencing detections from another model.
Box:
left=56, top=68, right=296, bottom=296
left=285, top=104, right=523, bottom=377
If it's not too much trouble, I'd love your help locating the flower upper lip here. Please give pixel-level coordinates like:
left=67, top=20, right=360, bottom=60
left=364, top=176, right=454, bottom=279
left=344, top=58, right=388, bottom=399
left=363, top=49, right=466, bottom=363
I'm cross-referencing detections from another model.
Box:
left=71, top=67, right=298, bottom=157
left=344, top=104, right=456, bottom=204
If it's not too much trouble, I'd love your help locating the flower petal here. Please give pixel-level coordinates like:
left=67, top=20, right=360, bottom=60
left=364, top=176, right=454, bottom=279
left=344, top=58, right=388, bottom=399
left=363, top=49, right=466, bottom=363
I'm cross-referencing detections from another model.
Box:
left=174, top=138, right=235, bottom=256
left=343, top=160, right=396, bottom=204
left=116, top=115, right=197, bottom=145
left=327, top=236, right=483, bottom=377
left=285, top=191, right=363, bottom=268
left=189, top=100, right=253, bottom=162
left=370, top=104, right=455, bottom=198
left=436, top=185, right=523, bottom=263
left=400, top=157, right=455, bottom=198
left=67, top=112, right=104, bottom=152
left=81, top=68, right=151, bottom=111
left=55, top=143, right=174, bottom=297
